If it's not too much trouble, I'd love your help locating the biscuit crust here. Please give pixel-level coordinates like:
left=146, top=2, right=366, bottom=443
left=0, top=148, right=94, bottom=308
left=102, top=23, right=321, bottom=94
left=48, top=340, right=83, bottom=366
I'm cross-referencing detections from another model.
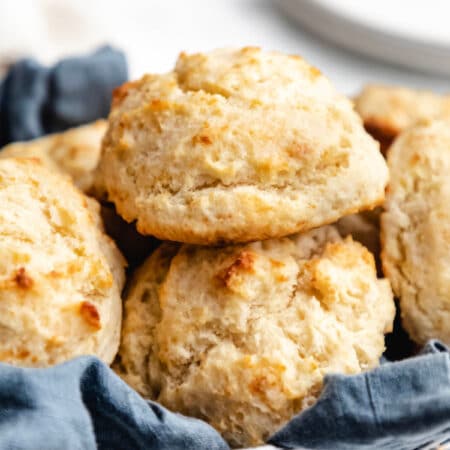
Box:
left=382, top=119, right=450, bottom=345
left=117, top=226, right=394, bottom=447
left=0, top=120, right=107, bottom=193
left=0, top=158, right=125, bottom=366
left=98, top=48, right=388, bottom=244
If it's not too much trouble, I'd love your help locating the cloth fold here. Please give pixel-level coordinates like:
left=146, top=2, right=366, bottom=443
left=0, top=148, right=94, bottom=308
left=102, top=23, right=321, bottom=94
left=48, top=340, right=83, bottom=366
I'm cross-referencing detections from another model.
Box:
left=0, top=46, right=127, bottom=146
left=0, top=356, right=229, bottom=450
left=0, top=344, right=449, bottom=450
left=269, top=341, right=450, bottom=450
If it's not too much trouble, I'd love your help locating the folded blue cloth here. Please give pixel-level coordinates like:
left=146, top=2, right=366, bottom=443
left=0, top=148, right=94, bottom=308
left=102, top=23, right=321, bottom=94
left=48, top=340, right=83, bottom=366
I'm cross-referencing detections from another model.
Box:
left=0, top=46, right=127, bottom=146
left=0, top=343, right=448, bottom=450
left=0, top=356, right=228, bottom=450
left=270, top=340, right=450, bottom=450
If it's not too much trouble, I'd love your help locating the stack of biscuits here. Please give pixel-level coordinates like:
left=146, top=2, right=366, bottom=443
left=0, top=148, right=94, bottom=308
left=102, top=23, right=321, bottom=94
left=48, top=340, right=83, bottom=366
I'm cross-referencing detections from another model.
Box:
left=1, top=47, right=447, bottom=448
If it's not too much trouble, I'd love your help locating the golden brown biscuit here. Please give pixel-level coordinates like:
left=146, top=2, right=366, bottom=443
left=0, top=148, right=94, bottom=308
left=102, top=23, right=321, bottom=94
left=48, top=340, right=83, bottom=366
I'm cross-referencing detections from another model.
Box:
left=0, top=158, right=125, bottom=366
left=382, top=118, right=450, bottom=345
left=0, top=120, right=107, bottom=193
left=97, top=47, right=388, bottom=244
left=116, top=226, right=394, bottom=447
left=354, top=84, right=450, bottom=153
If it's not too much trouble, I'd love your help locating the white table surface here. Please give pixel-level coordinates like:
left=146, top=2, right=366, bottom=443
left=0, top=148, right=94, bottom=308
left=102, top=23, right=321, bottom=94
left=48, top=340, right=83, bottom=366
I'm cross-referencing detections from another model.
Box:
left=1, top=0, right=449, bottom=96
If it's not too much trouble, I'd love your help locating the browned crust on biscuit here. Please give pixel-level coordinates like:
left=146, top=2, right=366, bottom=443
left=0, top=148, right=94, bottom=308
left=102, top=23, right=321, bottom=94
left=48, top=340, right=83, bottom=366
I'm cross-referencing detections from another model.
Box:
left=80, top=301, right=102, bottom=330
left=112, top=80, right=140, bottom=109
left=217, top=250, right=256, bottom=287
left=192, top=134, right=213, bottom=145
left=14, top=267, right=33, bottom=289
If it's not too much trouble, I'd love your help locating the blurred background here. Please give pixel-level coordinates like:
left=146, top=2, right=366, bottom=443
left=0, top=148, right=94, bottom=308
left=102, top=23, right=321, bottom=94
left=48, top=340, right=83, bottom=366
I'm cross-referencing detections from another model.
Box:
left=1, top=0, right=449, bottom=95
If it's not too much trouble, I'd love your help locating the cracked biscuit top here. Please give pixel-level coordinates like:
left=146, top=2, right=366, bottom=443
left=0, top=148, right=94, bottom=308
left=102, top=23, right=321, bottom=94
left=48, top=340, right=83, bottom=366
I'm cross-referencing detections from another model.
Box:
left=116, top=225, right=394, bottom=447
left=97, top=47, right=388, bottom=244
left=0, top=158, right=125, bottom=367
left=382, top=119, right=450, bottom=345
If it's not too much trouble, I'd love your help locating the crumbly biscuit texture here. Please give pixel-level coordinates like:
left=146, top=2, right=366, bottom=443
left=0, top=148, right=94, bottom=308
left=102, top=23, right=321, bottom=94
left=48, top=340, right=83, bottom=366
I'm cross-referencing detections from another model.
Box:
left=382, top=119, right=450, bottom=345
left=0, top=158, right=125, bottom=366
left=355, top=85, right=450, bottom=153
left=117, top=226, right=394, bottom=447
left=98, top=47, right=387, bottom=244
left=0, top=120, right=107, bottom=193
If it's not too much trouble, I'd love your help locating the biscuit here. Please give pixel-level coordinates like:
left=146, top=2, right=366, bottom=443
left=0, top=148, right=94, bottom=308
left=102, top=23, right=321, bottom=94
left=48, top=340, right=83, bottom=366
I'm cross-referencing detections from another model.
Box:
left=116, top=226, right=394, bottom=447
left=382, top=119, right=450, bottom=345
left=0, top=120, right=107, bottom=193
left=0, top=158, right=125, bottom=367
left=354, top=84, right=450, bottom=153
left=97, top=47, right=388, bottom=244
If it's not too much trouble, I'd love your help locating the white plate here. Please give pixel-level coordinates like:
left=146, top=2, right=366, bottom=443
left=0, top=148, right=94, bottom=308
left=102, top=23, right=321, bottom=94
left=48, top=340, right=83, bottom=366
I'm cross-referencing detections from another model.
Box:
left=275, top=0, right=450, bottom=76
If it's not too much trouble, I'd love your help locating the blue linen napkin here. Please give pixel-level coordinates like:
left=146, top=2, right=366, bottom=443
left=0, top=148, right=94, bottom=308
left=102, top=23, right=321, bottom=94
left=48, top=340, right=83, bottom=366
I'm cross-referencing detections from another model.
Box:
left=0, top=356, right=229, bottom=450
left=269, top=340, right=450, bottom=450
left=0, top=46, right=127, bottom=146
left=0, top=343, right=449, bottom=450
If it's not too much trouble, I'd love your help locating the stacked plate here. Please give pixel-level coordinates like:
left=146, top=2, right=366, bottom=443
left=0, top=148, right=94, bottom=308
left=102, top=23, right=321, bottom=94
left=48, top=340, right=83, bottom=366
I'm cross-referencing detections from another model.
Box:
left=275, top=0, right=450, bottom=76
